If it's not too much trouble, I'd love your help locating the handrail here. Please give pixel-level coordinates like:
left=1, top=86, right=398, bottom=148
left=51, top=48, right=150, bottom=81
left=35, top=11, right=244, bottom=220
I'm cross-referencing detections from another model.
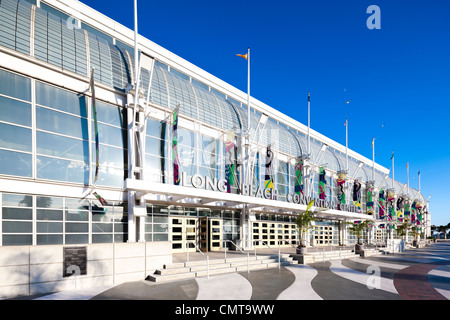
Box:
left=186, top=240, right=209, bottom=279
left=222, top=240, right=250, bottom=273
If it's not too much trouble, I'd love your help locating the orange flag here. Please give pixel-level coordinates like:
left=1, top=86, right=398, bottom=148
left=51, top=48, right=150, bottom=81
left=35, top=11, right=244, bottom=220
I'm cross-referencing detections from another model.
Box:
left=236, top=53, right=248, bottom=60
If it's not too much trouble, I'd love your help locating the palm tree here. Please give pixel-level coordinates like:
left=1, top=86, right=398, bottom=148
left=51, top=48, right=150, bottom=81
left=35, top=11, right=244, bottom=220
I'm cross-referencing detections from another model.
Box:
left=346, top=220, right=370, bottom=250
left=396, top=222, right=409, bottom=240
left=295, top=200, right=316, bottom=254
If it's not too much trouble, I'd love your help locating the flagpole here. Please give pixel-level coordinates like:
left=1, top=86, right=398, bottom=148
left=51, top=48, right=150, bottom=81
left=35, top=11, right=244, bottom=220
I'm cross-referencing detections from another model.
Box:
left=418, top=170, right=421, bottom=193
left=345, top=118, right=348, bottom=172
left=372, top=138, right=375, bottom=181
left=247, top=47, right=250, bottom=132
left=407, top=162, right=409, bottom=195
left=391, top=152, right=395, bottom=189
left=307, top=92, right=311, bottom=156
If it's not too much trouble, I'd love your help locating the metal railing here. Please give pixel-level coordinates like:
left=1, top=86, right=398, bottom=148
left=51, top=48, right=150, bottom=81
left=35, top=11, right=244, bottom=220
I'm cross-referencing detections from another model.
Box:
left=222, top=240, right=250, bottom=273
left=252, top=240, right=282, bottom=269
left=186, top=241, right=210, bottom=279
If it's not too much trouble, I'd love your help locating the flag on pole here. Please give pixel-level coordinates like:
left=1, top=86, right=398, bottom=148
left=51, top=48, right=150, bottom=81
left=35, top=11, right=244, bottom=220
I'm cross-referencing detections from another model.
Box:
left=90, top=68, right=99, bottom=183
left=236, top=53, right=248, bottom=60
left=353, top=180, right=361, bottom=209
left=372, top=138, right=375, bottom=148
left=344, top=119, right=347, bottom=127
left=294, top=157, right=304, bottom=195
left=225, top=130, right=236, bottom=193
left=172, top=105, right=181, bottom=185
left=337, top=172, right=346, bottom=206
left=378, top=188, right=385, bottom=219
left=318, top=167, right=326, bottom=200
left=93, top=192, right=108, bottom=206
left=390, top=152, right=394, bottom=160
left=264, top=146, right=274, bottom=190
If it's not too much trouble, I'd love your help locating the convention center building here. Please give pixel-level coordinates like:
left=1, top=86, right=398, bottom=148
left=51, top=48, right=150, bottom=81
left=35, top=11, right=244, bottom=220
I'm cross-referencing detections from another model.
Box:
left=0, top=0, right=430, bottom=297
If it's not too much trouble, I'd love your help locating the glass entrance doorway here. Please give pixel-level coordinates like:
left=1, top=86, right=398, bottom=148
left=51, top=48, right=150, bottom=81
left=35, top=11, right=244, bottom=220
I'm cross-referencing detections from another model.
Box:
left=199, top=217, right=222, bottom=252
left=171, top=217, right=197, bottom=253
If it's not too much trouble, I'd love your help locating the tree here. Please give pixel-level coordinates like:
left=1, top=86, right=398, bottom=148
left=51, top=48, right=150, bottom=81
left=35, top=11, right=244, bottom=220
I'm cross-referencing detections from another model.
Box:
left=295, top=200, right=316, bottom=250
left=396, top=222, right=409, bottom=240
left=346, top=220, right=370, bottom=245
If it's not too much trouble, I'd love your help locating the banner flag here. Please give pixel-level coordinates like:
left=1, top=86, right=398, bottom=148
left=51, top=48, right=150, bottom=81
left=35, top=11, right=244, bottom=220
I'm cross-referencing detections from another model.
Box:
left=366, top=184, right=374, bottom=215
left=318, top=167, right=326, bottom=200
left=387, top=190, right=395, bottom=221
left=396, top=196, right=404, bottom=223
left=172, top=106, right=181, bottom=185
left=353, top=180, right=361, bottom=209
left=93, top=192, right=108, bottom=206
left=90, top=68, right=99, bottom=183
left=337, top=172, right=346, bottom=208
left=378, top=188, right=385, bottom=220
left=225, top=130, right=236, bottom=193
left=404, top=198, right=411, bottom=219
left=264, top=146, right=274, bottom=190
left=294, top=157, right=304, bottom=195
left=416, top=201, right=423, bottom=225
left=236, top=53, right=248, bottom=60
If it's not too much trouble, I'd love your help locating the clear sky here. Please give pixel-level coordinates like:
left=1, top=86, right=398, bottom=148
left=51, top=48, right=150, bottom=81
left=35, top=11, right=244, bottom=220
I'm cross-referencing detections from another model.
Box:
left=80, top=0, right=450, bottom=226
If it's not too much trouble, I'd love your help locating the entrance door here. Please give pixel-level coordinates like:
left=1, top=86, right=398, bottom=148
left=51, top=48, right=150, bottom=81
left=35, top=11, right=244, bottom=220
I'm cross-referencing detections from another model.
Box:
left=209, top=219, right=222, bottom=251
left=314, top=225, right=334, bottom=246
left=171, top=217, right=197, bottom=253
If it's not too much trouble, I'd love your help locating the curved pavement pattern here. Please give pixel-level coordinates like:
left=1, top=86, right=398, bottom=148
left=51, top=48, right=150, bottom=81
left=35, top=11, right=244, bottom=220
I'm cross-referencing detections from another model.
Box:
left=6, top=242, right=450, bottom=300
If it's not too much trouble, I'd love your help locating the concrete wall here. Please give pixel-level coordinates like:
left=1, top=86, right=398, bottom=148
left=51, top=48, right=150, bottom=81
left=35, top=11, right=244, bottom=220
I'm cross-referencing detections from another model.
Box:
left=0, top=242, right=172, bottom=299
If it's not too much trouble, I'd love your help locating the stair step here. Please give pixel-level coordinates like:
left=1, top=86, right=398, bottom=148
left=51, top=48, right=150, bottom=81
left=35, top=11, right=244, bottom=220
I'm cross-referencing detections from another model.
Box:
left=196, top=267, right=237, bottom=277
left=146, top=272, right=196, bottom=283
left=156, top=267, right=191, bottom=275
left=189, top=263, right=231, bottom=272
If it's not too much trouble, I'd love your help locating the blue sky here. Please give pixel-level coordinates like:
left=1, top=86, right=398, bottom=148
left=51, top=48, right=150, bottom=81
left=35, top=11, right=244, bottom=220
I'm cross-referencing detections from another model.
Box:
left=81, top=0, right=450, bottom=226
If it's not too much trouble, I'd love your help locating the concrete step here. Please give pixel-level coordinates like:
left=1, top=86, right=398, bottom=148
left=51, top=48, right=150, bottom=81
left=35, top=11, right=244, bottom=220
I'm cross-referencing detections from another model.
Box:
left=156, top=267, right=191, bottom=275
left=146, top=272, right=196, bottom=283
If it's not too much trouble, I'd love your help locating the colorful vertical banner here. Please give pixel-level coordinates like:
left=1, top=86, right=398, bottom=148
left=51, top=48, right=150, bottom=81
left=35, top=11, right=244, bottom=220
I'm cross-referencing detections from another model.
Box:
left=396, top=196, right=404, bottom=223
left=172, top=106, right=180, bottom=185
left=294, top=157, right=303, bottom=195
left=416, top=201, right=423, bottom=225
left=264, top=146, right=274, bottom=190
left=387, top=189, right=395, bottom=221
left=404, top=198, right=411, bottom=220
left=378, top=188, right=386, bottom=220
left=225, top=130, right=236, bottom=193
left=90, top=68, right=99, bottom=183
left=337, top=172, right=346, bottom=208
left=318, top=167, right=326, bottom=200
left=366, top=184, right=374, bottom=215
left=352, top=180, right=361, bottom=209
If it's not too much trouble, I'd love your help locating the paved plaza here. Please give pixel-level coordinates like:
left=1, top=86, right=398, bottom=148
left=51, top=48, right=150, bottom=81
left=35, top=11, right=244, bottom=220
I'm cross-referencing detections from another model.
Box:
left=5, top=242, right=450, bottom=301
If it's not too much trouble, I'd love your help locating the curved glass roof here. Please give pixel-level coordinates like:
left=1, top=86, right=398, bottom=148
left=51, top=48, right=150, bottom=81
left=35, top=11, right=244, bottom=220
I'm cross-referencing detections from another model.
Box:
left=0, top=0, right=424, bottom=200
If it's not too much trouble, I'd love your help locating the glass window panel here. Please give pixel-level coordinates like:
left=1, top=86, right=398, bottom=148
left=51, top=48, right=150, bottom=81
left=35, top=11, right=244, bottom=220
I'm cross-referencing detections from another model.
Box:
left=95, top=123, right=126, bottom=148
left=0, top=96, right=31, bottom=127
left=145, top=137, right=164, bottom=156
left=65, top=222, right=88, bottom=233
left=65, top=234, right=88, bottom=244
left=0, top=149, right=32, bottom=177
left=93, top=164, right=126, bottom=188
left=37, top=209, right=63, bottom=221
left=36, top=81, right=87, bottom=117
left=37, top=131, right=89, bottom=162
left=2, top=235, right=32, bottom=246
left=0, top=123, right=32, bottom=152
left=37, top=221, right=63, bottom=233
left=36, top=196, right=63, bottom=209
left=92, top=234, right=113, bottom=243
left=65, top=209, right=89, bottom=221
left=2, top=193, right=32, bottom=207
left=1, top=207, right=32, bottom=220
left=0, top=69, right=31, bottom=102
left=153, top=234, right=169, bottom=241
left=37, top=234, right=63, bottom=245
left=94, top=101, right=125, bottom=127
left=146, top=118, right=167, bottom=138
left=37, top=156, right=89, bottom=184
left=92, top=223, right=113, bottom=233
left=178, top=128, right=195, bottom=148
left=37, top=107, right=88, bottom=139
left=92, top=143, right=125, bottom=168
left=2, top=221, right=32, bottom=233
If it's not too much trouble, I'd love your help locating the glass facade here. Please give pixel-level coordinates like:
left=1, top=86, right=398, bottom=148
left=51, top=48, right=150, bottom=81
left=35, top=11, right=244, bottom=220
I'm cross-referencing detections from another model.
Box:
left=0, top=0, right=428, bottom=248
